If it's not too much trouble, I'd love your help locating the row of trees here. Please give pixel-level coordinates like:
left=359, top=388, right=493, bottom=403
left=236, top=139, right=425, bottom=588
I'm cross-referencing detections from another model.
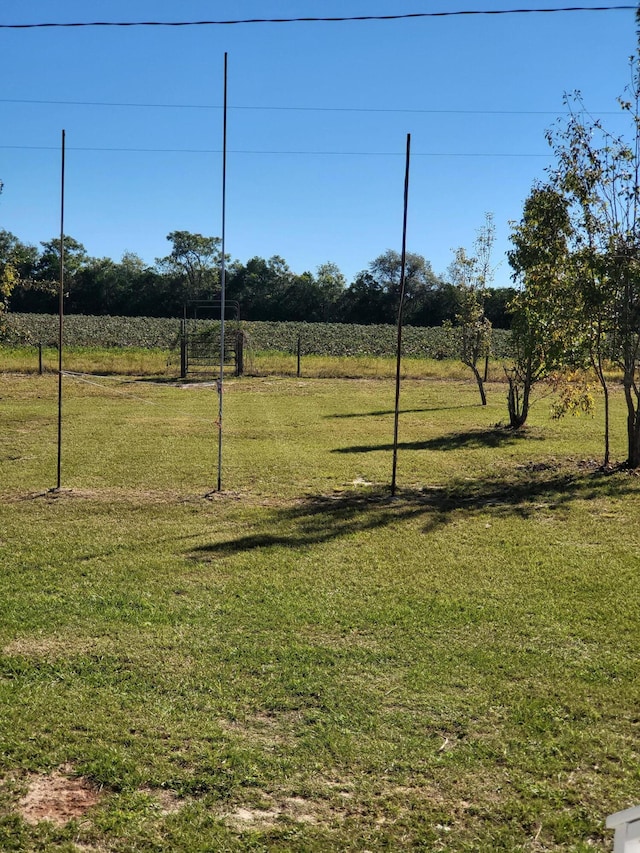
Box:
left=506, top=32, right=640, bottom=468
left=0, top=228, right=516, bottom=328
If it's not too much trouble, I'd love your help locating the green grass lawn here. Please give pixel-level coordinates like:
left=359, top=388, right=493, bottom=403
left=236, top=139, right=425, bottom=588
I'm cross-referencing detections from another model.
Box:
left=0, top=366, right=638, bottom=851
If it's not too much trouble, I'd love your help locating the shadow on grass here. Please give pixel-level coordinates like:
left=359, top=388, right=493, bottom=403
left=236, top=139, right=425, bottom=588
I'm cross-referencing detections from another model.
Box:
left=327, top=404, right=474, bottom=420
left=191, top=466, right=636, bottom=558
left=332, top=427, right=545, bottom=455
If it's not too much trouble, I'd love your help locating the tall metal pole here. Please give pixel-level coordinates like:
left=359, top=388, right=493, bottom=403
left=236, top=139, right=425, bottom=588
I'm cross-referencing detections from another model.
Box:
left=217, top=53, right=228, bottom=492
left=391, top=133, right=411, bottom=497
left=56, top=129, right=66, bottom=491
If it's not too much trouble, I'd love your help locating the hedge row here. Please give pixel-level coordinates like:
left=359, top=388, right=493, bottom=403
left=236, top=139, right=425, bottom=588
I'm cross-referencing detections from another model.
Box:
left=3, top=313, right=512, bottom=360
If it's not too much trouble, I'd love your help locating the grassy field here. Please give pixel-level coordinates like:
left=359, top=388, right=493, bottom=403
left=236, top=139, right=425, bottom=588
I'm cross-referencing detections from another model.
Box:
left=0, top=360, right=639, bottom=851
left=1, top=344, right=504, bottom=382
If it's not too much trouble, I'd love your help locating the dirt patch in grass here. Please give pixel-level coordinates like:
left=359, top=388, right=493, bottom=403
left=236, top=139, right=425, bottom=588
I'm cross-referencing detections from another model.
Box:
left=301, top=627, right=382, bottom=653
left=2, top=486, right=284, bottom=507
left=18, top=769, right=103, bottom=826
left=223, top=778, right=451, bottom=833
left=224, top=794, right=334, bottom=829
left=220, top=710, right=302, bottom=749
left=139, top=786, right=184, bottom=815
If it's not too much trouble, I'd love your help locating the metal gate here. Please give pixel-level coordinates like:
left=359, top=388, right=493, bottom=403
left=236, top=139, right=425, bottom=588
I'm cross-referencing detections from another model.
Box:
left=180, top=300, right=243, bottom=378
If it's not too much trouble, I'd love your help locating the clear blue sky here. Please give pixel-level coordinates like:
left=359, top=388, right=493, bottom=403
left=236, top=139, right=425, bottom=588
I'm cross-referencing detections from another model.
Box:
left=0, top=1, right=637, bottom=289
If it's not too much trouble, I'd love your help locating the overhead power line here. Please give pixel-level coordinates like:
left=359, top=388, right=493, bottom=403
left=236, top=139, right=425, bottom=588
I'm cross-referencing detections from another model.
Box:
left=0, top=143, right=552, bottom=157
left=0, top=96, right=624, bottom=116
left=0, top=6, right=634, bottom=28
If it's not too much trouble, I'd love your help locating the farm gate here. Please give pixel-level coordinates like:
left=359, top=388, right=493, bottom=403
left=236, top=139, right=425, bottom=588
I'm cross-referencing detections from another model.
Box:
left=180, top=300, right=244, bottom=378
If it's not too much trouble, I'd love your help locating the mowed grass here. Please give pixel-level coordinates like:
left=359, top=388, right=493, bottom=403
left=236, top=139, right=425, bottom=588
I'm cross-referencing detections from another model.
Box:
left=0, top=364, right=639, bottom=851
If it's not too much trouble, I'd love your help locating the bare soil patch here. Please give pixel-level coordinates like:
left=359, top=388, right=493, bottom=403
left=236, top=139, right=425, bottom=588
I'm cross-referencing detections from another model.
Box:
left=18, top=769, right=102, bottom=826
left=224, top=794, right=329, bottom=829
left=220, top=710, right=302, bottom=749
left=139, top=786, right=184, bottom=815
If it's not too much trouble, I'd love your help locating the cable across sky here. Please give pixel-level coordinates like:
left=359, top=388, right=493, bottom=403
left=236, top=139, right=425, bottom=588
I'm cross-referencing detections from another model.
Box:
left=0, top=6, right=635, bottom=28
left=0, top=97, right=624, bottom=116
left=1, top=0, right=636, bottom=285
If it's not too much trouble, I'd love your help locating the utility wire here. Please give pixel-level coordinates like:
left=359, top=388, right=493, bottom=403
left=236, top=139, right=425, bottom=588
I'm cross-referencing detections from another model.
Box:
left=0, top=96, right=624, bottom=116
left=0, top=143, right=553, bottom=157
left=0, top=6, right=634, bottom=28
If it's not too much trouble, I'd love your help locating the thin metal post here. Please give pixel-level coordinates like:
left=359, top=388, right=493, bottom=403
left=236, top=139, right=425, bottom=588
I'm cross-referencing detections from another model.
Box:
left=38, top=342, right=43, bottom=375
left=56, top=129, right=66, bottom=491
left=391, top=133, right=411, bottom=497
left=217, top=53, right=228, bottom=492
left=297, top=335, right=301, bottom=377
left=235, top=330, right=244, bottom=376
left=180, top=318, right=187, bottom=378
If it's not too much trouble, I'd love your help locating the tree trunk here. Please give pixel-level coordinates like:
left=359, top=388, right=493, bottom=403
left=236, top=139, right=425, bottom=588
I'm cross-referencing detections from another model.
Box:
left=591, top=346, right=610, bottom=468
left=624, top=382, right=640, bottom=468
left=507, top=373, right=531, bottom=429
left=471, top=364, right=487, bottom=406
left=603, top=381, right=610, bottom=468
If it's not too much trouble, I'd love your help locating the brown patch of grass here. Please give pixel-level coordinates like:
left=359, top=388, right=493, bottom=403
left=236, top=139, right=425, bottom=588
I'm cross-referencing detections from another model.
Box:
left=3, top=633, right=103, bottom=659
left=17, top=768, right=103, bottom=826
left=139, top=787, right=184, bottom=815
left=220, top=710, right=303, bottom=749
left=1, top=487, right=188, bottom=504
left=223, top=793, right=337, bottom=829
left=301, top=627, right=382, bottom=653
left=1, top=486, right=290, bottom=508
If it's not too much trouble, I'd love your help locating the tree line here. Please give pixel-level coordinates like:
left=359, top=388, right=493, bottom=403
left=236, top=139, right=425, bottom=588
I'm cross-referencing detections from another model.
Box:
left=0, top=228, right=516, bottom=328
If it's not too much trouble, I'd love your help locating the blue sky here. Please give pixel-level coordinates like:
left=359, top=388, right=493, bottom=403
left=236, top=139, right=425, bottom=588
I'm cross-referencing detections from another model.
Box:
left=0, top=1, right=637, bottom=290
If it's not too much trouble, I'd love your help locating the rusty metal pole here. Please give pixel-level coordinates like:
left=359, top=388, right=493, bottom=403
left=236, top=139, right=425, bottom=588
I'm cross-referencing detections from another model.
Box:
left=216, top=53, right=228, bottom=492
left=55, top=129, right=66, bottom=492
left=180, top=318, right=187, bottom=378
left=391, top=133, right=411, bottom=497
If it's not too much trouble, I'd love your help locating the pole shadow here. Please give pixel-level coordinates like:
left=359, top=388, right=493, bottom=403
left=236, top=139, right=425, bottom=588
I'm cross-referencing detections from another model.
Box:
left=190, top=467, right=635, bottom=559
left=331, top=427, right=545, bottom=455
left=327, top=404, right=474, bottom=420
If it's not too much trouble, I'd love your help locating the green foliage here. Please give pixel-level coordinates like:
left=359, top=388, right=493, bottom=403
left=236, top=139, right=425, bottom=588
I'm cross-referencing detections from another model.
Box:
left=0, top=260, right=17, bottom=333
left=507, top=185, right=577, bottom=429
left=548, top=371, right=597, bottom=420
left=340, top=249, right=442, bottom=325
left=2, top=313, right=513, bottom=359
left=448, top=214, right=495, bottom=405
left=0, top=230, right=38, bottom=333
left=156, top=230, right=222, bottom=302
left=517, top=62, right=640, bottom=464
left=3, top=226, right=517, bottom=330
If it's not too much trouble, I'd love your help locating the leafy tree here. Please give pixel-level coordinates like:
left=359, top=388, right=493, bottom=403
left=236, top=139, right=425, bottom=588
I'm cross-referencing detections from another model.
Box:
left=484, top=287, right=517, bottom=329
left=156, top=231, right=222, bottom=305
left=314, top=262, right=346, bottom=320
left=227, top=255, right=293, bottom=320
left=36, top=235, right=89, bottom=287
left=368, top=249, right=440, bottom=324
left=1, top=230, right=40, bottom=315
left=71, top=254, right=154, bottom=315
left=340, top=250, right=440, bottom=325
left=0, top=256, right=16, bottom=324
left=541, top=63, right=640, bottom=466
left=338, top=271, right=388, bottom=325
left=507, top=185, right=575, bottom=429
left=448, top=213, right=495, bottom=405
left=0, top=184, right=5, bottom=327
